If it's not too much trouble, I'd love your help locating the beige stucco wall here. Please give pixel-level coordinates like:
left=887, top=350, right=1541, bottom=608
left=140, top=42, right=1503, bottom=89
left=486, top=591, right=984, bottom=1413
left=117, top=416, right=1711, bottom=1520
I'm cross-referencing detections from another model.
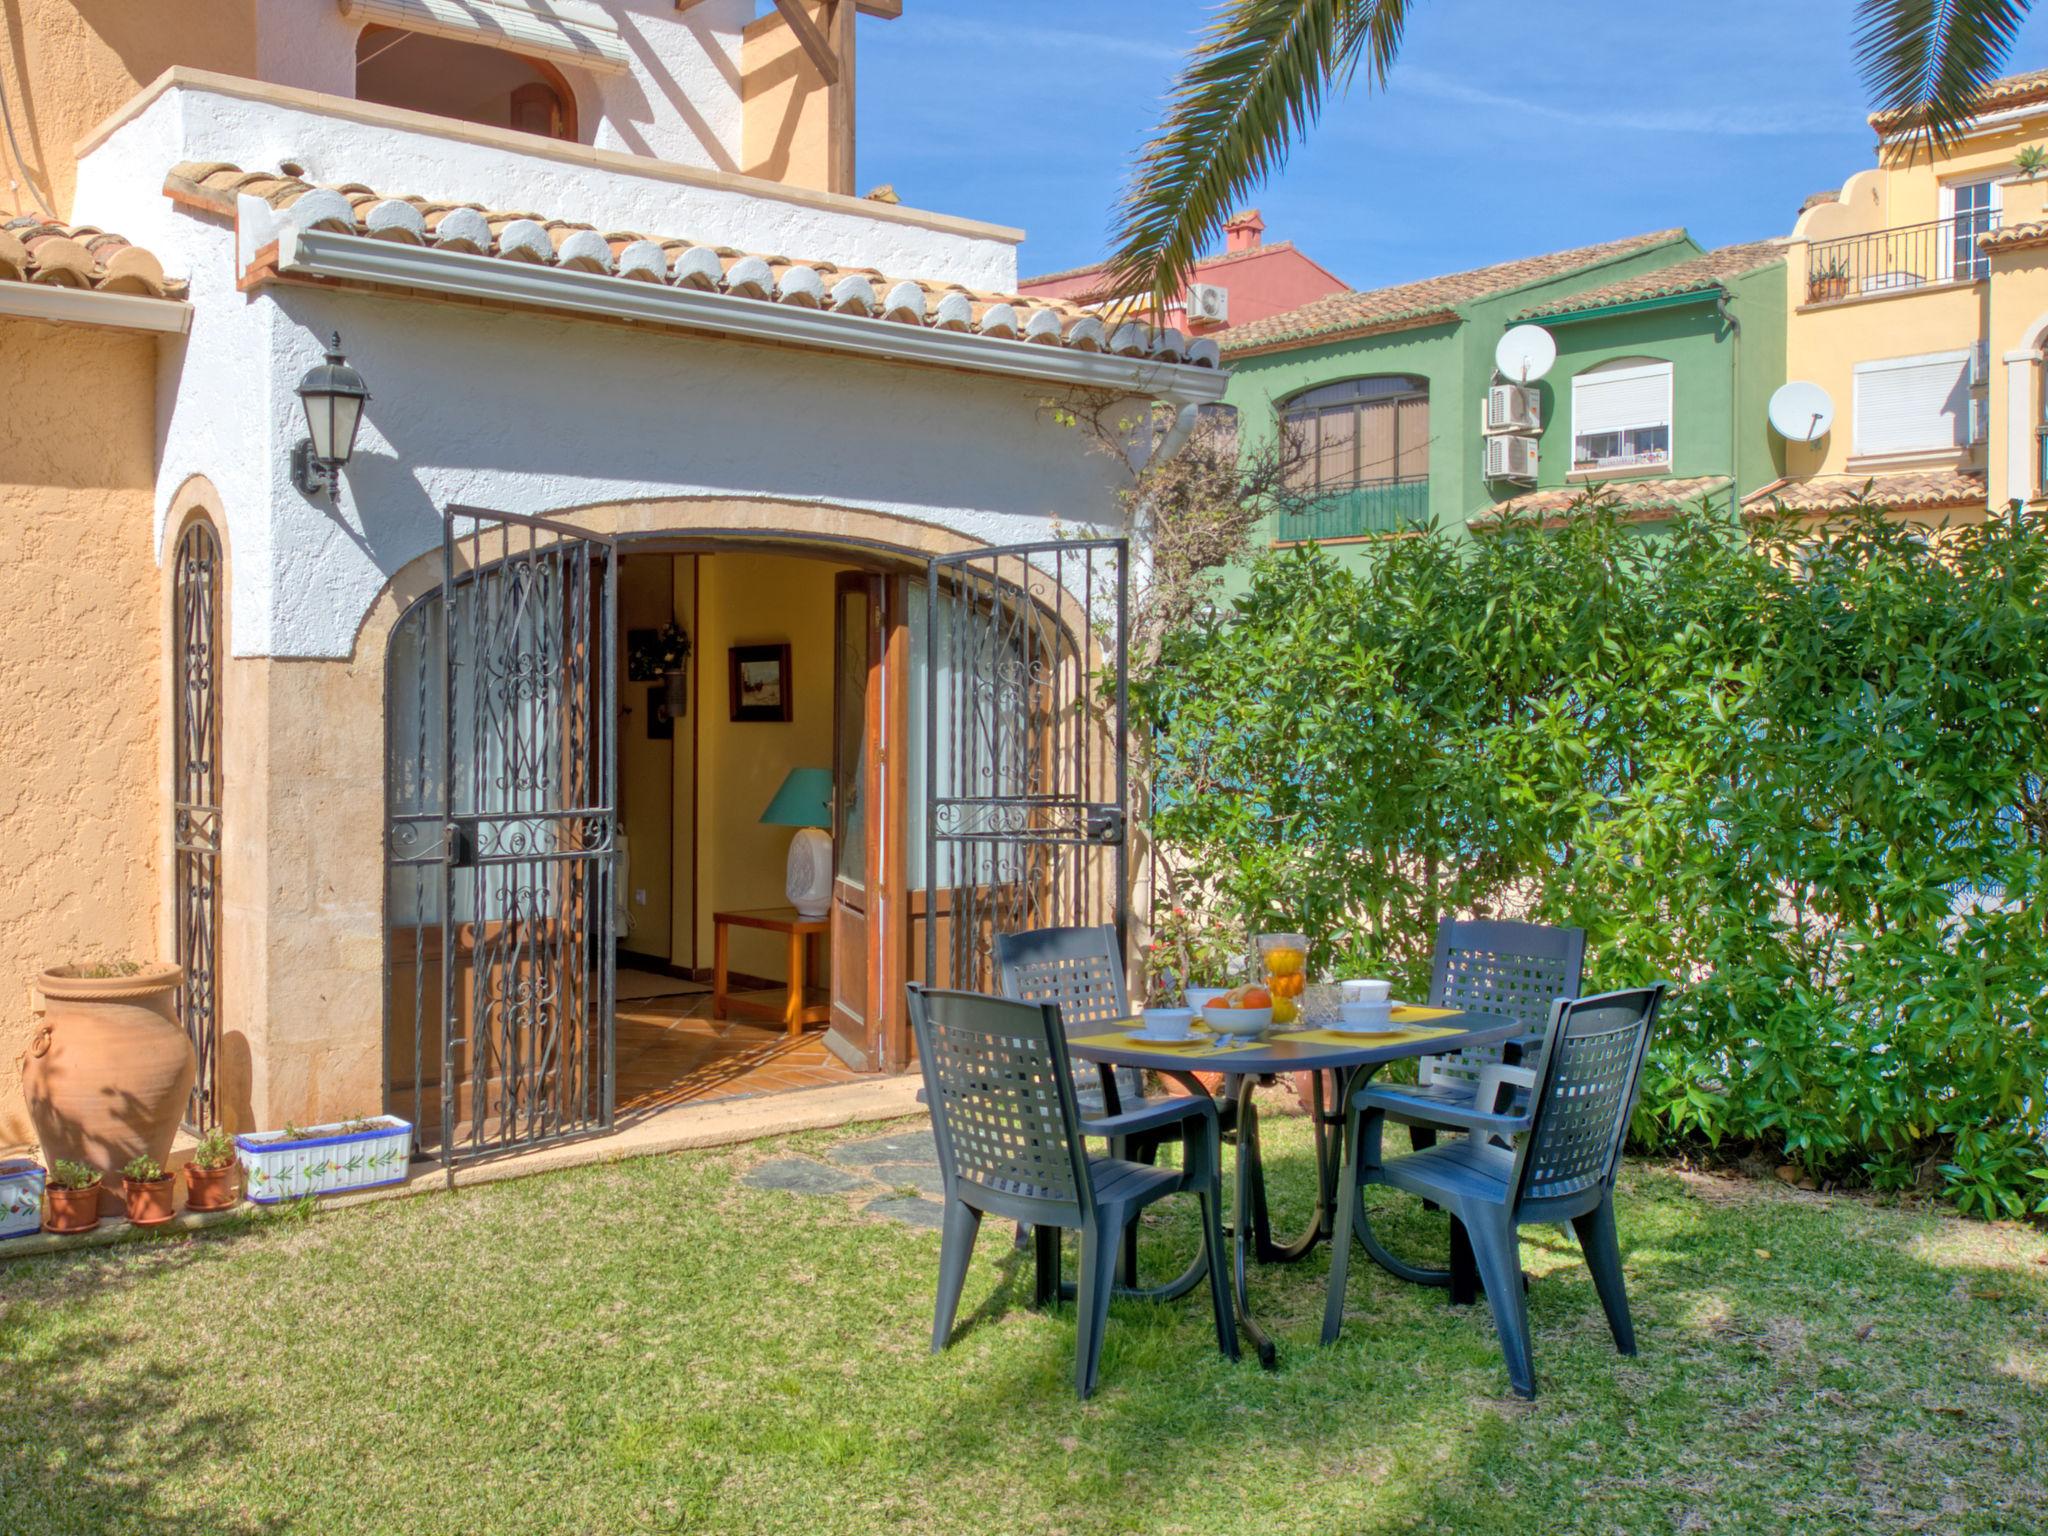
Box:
left=0, top=0, right=256, bottom=220
left=0, top=313, right=165, bottom=1147
left=739, top=3, right=834, bottom=192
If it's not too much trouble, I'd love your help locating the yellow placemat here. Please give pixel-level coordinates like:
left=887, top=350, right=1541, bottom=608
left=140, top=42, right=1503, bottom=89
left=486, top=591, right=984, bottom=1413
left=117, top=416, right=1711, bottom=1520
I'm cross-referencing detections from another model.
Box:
left=1070, top=1028, right=1266, bottom=1058
left=1282, top=1023, right=1466, bottom=1049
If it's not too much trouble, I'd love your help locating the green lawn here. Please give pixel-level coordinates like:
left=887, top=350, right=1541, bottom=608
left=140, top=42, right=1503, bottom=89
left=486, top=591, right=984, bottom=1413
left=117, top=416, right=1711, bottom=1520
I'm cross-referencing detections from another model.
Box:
left=4, top=1101, right=2045, bottom=1535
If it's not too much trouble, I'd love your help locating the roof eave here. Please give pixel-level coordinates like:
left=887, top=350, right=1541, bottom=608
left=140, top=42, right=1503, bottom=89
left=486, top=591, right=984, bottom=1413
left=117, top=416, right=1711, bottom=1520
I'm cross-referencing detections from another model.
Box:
left=0, top=280, right=191, bottom=334
left=267, top=228, right=1229, bottom=403
left=1523, top=286, right=1728, bottom=326
left=1220, top=308, right=1459, bottom=360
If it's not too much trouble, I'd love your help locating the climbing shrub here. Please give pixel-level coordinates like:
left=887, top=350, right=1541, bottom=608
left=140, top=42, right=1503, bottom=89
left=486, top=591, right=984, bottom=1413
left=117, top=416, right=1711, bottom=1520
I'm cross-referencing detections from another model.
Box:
left=1138, top=501, right=2048, bottom=1217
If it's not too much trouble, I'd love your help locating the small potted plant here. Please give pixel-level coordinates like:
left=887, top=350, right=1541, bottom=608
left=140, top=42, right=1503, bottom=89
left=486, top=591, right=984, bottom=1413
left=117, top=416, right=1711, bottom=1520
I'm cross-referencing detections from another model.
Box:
left=236, top=1114, right=413, bottom=1203
left=122, top=1154, right=177, bottom=1226
left=2015, top=143, right=2047, bottom=180
left=1, top=1158, right=46, bottom=1241
left=43, top=1160, right=103, bottom=1234
left=183, top=1125, right=241, bottom=1212
left=1807, top=255, right=1852, bottom=304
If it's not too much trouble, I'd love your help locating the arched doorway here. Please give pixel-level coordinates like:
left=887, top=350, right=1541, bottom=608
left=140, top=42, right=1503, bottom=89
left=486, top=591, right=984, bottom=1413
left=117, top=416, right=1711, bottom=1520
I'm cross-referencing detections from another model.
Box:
left=382, top=507, right=1130, bottom=1167
left=355, top=24, right=580, bottom=142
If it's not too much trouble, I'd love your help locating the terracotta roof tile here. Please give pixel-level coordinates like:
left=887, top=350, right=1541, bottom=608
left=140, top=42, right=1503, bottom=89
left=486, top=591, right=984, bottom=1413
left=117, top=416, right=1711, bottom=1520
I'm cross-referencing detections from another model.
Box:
left=1741, top=469, right=1987, bottom=515
left=1219, top=229, right=1686, bottom=355
left=1980, top=219, right=2048, bottom=254
left=1871, top=66, right=2048, bottom=130
left=1519, top=240, right=1785, bottom=320
left=164, top=161, right=1219, bottom=369
left=1470, top=475, right=1731, bottom=527
left=0, top=215, right=183, bottom=299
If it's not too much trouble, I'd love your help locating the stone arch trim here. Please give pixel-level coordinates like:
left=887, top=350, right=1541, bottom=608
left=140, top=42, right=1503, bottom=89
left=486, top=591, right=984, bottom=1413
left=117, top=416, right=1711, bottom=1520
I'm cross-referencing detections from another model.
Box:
left=349, top=495, right=999, bottom=659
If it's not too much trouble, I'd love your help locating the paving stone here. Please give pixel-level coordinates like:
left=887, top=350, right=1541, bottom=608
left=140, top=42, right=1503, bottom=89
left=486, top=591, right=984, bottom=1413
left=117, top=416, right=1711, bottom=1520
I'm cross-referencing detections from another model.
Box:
left=741, top=1157, right=871, bottom=1196
left=827, top=1130, right=938, bottom=1169
left=865, top=1194, right=947, bottom=1230
left=870, top=1161, right=945, bottom=1196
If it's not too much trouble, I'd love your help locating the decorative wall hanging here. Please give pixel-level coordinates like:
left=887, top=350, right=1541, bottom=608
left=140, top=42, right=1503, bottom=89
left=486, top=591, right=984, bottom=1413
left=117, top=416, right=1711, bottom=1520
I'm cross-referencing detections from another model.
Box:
left=729, top=643, right=792, bottom=722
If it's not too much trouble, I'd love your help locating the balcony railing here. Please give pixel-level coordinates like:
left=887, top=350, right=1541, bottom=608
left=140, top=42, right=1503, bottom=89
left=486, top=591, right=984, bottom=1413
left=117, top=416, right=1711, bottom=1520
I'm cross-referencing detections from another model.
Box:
left=1805, top=212, right=2002, bottom=305
left=1277, top=479, right=1431, bottom=541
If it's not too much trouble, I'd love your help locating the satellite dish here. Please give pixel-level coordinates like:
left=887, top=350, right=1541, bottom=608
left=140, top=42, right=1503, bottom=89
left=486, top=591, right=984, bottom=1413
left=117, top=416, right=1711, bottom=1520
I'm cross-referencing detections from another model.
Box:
left=1495, top=325, right=1557, bottom=384
left=1768, top=380, right=1834, bottom=443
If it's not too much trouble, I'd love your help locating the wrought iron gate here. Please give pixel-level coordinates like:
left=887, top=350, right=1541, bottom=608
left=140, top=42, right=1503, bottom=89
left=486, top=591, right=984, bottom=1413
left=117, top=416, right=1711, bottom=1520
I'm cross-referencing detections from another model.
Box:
left=385, top=506, right=617, bottom=1170
left=172, top=518, right=222, bottom=1129
left=924, top=540, right=1128, bottom=993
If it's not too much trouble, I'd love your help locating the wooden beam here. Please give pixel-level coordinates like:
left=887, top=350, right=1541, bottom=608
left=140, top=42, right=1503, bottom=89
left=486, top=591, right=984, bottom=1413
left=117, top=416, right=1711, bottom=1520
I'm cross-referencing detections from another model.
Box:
left=855, top=0, right=901, bottom=16
left=826, top=0, right=855, bottom=196
left=770, top=0, right=839, bottom=85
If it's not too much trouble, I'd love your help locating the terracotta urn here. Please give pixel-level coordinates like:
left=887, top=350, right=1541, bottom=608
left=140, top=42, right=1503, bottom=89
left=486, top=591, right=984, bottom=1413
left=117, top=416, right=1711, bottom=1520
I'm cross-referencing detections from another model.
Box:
left=20, top=964, right=192, bottom=1217
left=183, top=1160, right=240, bottom=1213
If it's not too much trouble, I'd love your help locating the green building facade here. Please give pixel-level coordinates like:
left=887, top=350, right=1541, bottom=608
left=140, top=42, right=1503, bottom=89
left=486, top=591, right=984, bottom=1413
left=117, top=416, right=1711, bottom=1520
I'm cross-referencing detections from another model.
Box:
left=1217, top=230, right=1787, bottom=556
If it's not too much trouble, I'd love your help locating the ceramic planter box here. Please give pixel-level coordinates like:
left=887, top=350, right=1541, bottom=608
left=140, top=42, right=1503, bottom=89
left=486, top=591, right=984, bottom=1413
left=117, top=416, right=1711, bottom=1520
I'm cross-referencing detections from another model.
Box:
left=235, top=1117, right=412, bottom=1203
left=1, top=1159, right=45, bottom=1239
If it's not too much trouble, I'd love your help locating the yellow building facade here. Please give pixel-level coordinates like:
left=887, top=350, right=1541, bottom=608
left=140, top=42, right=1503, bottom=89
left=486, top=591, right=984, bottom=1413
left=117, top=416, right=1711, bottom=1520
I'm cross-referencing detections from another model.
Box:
left=1765, top=68, right=2048, bottom=521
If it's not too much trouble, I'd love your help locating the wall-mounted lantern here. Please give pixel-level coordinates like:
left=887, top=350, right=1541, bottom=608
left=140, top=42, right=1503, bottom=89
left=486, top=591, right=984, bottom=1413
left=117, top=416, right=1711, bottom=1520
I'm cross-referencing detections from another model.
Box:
left=291, top=331, right=370, bottom=497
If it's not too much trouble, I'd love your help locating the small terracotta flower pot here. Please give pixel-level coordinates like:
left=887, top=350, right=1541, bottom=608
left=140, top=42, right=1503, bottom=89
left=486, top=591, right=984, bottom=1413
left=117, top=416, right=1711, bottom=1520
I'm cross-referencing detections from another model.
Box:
left=123, top=1174, right=177, bottom=1227
left=183, top=1160, right=240, bottom=1213
left=43, top=1182, right=102, bottom=1234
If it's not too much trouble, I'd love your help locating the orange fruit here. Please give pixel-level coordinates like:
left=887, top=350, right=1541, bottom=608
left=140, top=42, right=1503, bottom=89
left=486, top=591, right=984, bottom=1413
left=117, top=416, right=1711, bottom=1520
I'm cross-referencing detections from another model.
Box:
left=1238, top=986, right=1272, bottom=1008
left=1272, top=996, right=1299, bottom=1025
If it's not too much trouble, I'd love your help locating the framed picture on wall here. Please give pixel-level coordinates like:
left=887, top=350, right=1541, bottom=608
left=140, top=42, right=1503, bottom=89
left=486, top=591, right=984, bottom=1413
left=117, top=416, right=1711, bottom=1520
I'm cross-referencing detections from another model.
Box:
left=728, top=643, right=792, bottom=722
left=646, top=684, right=674, bottom=740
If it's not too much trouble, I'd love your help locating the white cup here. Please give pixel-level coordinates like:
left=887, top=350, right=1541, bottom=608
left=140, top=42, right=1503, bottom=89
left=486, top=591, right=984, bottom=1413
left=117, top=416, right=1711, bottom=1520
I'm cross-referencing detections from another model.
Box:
left=1137, top=1006, right=1197, bottom=1041
left=1339, top=999, right=1394, bottom=1030
left=1341, top=978, right=1392, bottom=1004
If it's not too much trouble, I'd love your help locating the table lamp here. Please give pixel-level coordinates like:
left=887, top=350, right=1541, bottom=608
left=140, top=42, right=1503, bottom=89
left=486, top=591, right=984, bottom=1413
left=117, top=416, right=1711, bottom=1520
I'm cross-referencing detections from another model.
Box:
left=761, top=767, right=834, bottom=917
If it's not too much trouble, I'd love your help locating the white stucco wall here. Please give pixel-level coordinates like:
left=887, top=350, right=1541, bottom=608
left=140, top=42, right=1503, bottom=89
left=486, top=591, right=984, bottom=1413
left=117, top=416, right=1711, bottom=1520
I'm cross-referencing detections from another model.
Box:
left=76, top=77, right=1018, bottom=295
left=68, top=85, right=1120, bottom=663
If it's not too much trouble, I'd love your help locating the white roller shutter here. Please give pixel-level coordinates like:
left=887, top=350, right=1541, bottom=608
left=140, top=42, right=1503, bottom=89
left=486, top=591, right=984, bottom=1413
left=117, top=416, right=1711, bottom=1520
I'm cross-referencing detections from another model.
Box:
left=1572, top=360, right=1672, bottom=438
left=1852, top=351, right=1970, bottom=456
left=339, top=0, right=629, bottom=73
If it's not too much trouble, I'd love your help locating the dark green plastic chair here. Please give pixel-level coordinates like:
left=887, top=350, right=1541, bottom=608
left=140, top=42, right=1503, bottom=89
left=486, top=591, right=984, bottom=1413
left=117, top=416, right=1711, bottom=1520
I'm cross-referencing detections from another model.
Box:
left=907, top=983, right=1239, bottom=1398
left=1323, top=985, right=1667, bottom=1398
left=1397, top=918, right=1588, bottom=1136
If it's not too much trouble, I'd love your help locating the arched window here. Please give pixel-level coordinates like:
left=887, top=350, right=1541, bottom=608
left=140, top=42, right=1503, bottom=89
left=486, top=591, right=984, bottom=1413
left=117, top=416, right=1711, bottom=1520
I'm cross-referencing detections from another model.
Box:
left=1280, top=376, right=1429, bottom=494
left=172, top=516, right=223, bottom=1129
left=1571, top=357, right=1672, bottom=473
left=355, top=25, right=579, bottom=141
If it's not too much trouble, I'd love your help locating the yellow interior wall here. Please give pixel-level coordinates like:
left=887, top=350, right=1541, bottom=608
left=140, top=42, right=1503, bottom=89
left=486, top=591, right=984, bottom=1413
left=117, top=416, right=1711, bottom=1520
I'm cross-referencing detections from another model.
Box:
left=739, top=4, right=833, bottom=192
left=693, top=552, right=841, bottom=982
left=0, top=314, right=163, bottom=1147
left=0, top=0, right=258, bottom=219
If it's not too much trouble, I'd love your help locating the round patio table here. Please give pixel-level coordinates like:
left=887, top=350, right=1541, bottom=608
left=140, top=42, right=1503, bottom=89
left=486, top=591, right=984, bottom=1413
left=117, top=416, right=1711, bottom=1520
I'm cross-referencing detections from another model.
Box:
left=1069, top=1010, right=1519, bottom=1368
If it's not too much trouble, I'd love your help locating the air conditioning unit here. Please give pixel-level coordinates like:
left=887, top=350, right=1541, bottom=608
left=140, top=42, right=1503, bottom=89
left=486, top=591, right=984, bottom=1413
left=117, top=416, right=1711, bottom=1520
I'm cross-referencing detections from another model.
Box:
left=1485, top=433, right=1539, bottom=483
left=1185, top=282, right=1229, bottom=324
left=1485, top=382, right=1541, bottom=433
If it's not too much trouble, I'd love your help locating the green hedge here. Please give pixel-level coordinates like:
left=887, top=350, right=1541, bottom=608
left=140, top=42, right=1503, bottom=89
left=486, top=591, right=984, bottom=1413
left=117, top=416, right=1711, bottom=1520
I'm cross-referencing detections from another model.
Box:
left=1139, top=503, right=2048, bottom=1217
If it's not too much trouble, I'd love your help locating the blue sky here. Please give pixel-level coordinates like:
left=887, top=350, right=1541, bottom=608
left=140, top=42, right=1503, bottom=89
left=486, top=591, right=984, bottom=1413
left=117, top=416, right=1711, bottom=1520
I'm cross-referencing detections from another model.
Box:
left=858, top=1, right=2048, bottom=289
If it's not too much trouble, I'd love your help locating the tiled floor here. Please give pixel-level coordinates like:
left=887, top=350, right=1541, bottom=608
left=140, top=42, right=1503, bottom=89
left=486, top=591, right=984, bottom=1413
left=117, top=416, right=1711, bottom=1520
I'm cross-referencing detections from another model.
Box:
left=615, top=975, right=860, bottom=1117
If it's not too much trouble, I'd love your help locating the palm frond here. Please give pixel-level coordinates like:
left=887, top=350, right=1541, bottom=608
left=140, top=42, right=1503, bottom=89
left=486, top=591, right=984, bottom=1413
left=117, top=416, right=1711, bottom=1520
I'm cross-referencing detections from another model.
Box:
left=1855, top=0, right=2032, bottom=151
left=1103, top=0, right=1410, bottom=316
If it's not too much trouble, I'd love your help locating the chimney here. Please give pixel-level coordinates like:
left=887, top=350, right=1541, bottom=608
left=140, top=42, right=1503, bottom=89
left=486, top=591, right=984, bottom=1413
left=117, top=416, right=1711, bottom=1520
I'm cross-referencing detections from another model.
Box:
left=1223, top=209, right=1265, bottom=253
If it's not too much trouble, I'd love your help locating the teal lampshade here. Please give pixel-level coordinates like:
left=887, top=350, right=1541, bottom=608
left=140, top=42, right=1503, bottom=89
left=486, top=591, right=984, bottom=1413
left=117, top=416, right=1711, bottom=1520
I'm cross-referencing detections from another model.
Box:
left=760, top=767, right=832, bottom=828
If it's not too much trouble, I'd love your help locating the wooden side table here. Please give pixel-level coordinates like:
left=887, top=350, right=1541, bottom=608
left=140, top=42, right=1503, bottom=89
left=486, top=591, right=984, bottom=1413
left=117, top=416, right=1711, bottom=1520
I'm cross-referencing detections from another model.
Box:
left=712, top=906, right=830, bottom=1038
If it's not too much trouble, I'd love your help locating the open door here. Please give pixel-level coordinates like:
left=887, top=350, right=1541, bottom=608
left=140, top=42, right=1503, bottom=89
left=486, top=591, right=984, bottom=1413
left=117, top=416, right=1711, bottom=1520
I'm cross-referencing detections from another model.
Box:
left=827, top=572, right=908, bottom=1070
left=922, top=541, right=1128, bottom=995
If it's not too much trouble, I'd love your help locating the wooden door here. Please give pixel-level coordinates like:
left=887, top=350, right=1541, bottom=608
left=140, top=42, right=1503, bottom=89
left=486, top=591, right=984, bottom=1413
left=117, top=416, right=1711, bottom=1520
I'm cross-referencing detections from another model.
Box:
left=831, top=577, right=888, bottom=1073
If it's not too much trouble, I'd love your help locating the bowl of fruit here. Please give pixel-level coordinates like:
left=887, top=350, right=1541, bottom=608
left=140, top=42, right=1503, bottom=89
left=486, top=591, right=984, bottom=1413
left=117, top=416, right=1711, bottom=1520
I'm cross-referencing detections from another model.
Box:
left=1198, top=985, right=1274, bottom=1039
